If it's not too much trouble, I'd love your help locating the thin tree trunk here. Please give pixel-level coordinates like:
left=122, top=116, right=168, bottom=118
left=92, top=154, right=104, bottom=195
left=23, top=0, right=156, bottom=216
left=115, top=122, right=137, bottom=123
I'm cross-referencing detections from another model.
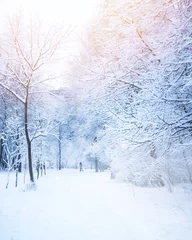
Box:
left=16, top=125, right=22, bottom=173
left=15, top=167, right=18, bottom=187
left=18, top=161, right=22, bottom=173
left=37, top=167, right=39, bottom=180
left=0, top=138, right=3, bottom=170
left=23, top=157, right=27, bottom=184
left=58, top=123, right=62, bottom=170
left=58, top=142, right=61, bottom=170
left=95, top=158, right=98, bottom=172
left=24, top=90, right=34, bottom=183
left=183, top=150, right=192, bottom=184
left=6, top=169, right=11, bottom=189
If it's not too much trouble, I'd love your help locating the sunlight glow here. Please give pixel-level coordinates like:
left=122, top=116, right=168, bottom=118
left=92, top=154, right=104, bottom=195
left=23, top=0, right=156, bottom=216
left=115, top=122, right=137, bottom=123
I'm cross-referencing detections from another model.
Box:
left=1, top=0, right=100, bottom=29
left=0, top=0, right=101, bottom=88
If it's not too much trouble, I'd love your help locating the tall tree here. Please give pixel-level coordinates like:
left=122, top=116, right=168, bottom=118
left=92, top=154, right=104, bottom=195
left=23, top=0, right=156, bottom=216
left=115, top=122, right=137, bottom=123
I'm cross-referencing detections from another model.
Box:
left=69, top=0, right=192, bottom=188
left=0, top=14, right=70, bottom=184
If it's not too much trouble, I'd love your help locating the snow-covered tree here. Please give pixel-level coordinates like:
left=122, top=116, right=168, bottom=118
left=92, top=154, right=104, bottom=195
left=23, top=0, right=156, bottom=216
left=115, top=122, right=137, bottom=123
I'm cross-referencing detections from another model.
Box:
left=69, top=0, right=192, bottom=188
left=0, top=14, right=70, bottom=185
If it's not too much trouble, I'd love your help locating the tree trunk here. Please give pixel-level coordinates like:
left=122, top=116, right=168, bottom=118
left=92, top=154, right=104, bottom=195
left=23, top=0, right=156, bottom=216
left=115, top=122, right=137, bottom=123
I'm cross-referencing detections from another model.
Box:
left=16, top=126, right=22, bottom=173
left=0, top=138, right=3, bottom=170
left=24, top=90, right=34, bottom=183
left=15, top=166, right=18, bottom=187
left=18, top=161, right=22, bottom=173
left=6, top=169, right=11, bottom=189
left=95, top=158, right=98, bottom=172
left=183, top=150, right=192, bottom=184
left=58, top=123, right=62, bottom=170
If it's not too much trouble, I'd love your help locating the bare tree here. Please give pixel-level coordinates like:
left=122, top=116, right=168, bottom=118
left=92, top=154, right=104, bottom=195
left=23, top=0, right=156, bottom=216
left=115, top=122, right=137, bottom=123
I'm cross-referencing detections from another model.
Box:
left=0, top=14, right=70, bottom=185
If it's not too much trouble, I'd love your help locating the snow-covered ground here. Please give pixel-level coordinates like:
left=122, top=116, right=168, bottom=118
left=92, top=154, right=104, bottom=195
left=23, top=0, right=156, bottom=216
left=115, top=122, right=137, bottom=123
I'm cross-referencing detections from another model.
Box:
left=0, top=169, right=192, bottom=240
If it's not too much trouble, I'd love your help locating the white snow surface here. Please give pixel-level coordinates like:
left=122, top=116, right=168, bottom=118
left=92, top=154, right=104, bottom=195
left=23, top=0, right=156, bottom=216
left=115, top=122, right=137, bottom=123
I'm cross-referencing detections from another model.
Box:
left=0, top=169, right=192, bottom=240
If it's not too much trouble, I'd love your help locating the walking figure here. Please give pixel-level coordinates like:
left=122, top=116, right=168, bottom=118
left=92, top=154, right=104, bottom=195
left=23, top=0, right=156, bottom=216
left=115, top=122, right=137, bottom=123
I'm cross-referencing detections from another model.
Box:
left=43, top=162, right=46, bottom=175
left=40, top=163, right=43, bottom=177
left=79, top=162, right=83, bottom=172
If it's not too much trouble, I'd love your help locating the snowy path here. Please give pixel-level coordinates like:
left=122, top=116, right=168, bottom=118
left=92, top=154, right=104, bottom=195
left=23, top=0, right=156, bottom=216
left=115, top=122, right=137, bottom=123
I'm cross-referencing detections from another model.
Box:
left=0, top=169, right=192, bottom=240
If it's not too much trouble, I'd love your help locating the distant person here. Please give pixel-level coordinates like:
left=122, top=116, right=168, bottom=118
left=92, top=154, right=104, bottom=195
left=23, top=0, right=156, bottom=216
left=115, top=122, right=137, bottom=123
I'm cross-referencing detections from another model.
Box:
left=43, top=162, right=46, bottom=175
left=79, top=162, right=83, bottom=172
left=40, top=163, right=43, bottom=177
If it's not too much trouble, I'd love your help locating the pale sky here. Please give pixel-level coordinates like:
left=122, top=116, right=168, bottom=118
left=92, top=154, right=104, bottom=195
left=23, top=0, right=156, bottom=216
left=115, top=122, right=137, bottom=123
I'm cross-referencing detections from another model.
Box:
left=0, top=0, right=101, bottom=88
left=0, top=0, right=100, bottom=28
